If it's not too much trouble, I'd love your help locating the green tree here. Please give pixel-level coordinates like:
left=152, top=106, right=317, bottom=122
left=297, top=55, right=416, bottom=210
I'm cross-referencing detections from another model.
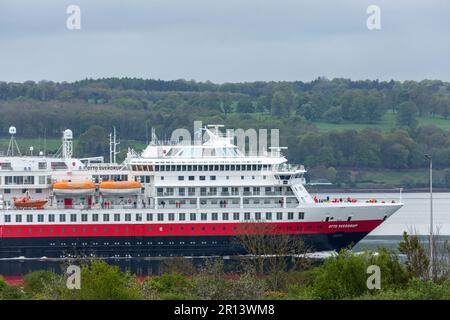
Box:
left=78, top=125, right=109, bottom=158
left=396, top=101, right=418, bottom=129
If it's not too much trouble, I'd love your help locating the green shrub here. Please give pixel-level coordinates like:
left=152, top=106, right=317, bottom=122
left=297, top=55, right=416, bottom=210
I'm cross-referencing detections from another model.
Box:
left=0, top=276, right=23, bottom=300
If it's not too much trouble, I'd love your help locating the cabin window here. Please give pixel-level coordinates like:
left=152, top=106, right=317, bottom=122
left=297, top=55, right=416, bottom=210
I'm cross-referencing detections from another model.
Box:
left=125, top=214, right=131, bottom=222
left=27, top=214, right=33, bottom=223
left=157, top=213, right=164, bottom=221
left=190, top=213, right=196, bottom=221
left=244, top=212, right=250, bottom=220
left=298, top=212, right=305, bottom=220
left=179, top=213, right=185, bottom=221
left=70, top=214, right=77, bottom=222
left=277, top=212, right=283, bottom=220
left=5, top=215, right=11, bottom=223
left=103, top=214, right=110, bottom=222
left=266, top=212, right=272, bottom=220
left=222, top=212, right=229, bottom=221
left=81, top=214, right=87, bottom=222
left=59, top=214, right=66, bottom=222
left=38, top=214, right=44, bottom=222
left=201, top=213, right=207, bottom=221
left=212, top=212, right=218, bottom=221
left=168, top=213, right=174, bottom=221
left=146, top=213, right=153, bottom=221
left=92, top=214, right=99, bottom=222
left=178, top=176, right=184, bottom=181
left=136, top=214, right=142, bottom=222
left=114, top=214, right=120, bottom=222
left=288, top=212, right=294, bottom=220
left=233, top=212, right=240, bottom=221
left=255, top=212, right=261, bottom=220
left=15, top=215, right=22, bottom=223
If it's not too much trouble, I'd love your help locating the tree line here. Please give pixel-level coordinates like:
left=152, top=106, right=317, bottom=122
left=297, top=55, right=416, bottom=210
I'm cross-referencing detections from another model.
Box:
left=1, top=78, right=450, bottom=171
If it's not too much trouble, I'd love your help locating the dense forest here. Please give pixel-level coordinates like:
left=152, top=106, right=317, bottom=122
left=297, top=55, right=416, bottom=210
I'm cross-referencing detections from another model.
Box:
left=1, top=77, right=450, bottom=187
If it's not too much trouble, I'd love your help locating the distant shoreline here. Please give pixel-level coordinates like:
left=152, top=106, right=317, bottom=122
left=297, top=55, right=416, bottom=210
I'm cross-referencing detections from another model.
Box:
left=306, top=186, right=449, bottom=193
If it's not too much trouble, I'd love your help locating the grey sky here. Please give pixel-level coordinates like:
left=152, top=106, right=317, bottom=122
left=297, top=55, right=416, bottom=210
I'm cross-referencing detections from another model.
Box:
left=1, top=0, right=449, bottom=83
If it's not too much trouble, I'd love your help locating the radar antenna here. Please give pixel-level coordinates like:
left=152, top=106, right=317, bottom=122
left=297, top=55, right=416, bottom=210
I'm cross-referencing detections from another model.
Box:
left=7, top=126, right=21, bottom=156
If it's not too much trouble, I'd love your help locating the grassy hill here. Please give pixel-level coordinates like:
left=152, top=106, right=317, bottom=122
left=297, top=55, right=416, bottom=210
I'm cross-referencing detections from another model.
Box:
left=315, top=112, right=450, bottom=132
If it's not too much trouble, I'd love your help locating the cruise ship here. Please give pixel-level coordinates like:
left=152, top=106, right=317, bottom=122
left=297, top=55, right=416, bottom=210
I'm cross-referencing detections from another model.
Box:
left=0, top=125, right=403, bottom=259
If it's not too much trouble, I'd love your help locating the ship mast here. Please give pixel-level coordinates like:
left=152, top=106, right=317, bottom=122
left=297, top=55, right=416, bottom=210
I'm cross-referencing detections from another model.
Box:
left=109, top=127, right=120, bottom=164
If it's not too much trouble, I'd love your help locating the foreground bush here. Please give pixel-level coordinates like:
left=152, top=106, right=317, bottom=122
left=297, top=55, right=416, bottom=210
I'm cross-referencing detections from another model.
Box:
left=0, top=276, right=23, bottom=300
left=287, top=248, right=409, bottom=300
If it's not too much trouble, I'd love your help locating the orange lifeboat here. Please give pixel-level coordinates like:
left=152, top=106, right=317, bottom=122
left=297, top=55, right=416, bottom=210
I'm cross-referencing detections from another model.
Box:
left=52, top=181, right=96, bottom=195
left=13, top=196, right=48, bottom=209
left=99, top=181, right=141, bottom=195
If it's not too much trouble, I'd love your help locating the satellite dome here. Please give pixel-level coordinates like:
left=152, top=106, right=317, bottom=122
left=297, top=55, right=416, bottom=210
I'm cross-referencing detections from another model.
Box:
left=9, top=126, right=16, bottom=135
left=63, top=129, right=73, bottom=140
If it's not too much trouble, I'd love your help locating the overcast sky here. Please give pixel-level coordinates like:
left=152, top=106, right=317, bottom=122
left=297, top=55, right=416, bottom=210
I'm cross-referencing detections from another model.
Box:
left=1, top=0, right=449, bottom=83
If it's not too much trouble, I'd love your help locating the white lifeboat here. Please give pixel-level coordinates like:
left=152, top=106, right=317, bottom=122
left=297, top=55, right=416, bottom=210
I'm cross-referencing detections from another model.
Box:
left=52, top=181, right=96, bottom=195
left=99, top=181, right=141, bottom=195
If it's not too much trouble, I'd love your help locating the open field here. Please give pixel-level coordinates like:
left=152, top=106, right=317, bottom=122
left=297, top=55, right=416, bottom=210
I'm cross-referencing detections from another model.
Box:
left=0, top=138, right=147, bottom=157
left=314, top=113, right=450, bottom=132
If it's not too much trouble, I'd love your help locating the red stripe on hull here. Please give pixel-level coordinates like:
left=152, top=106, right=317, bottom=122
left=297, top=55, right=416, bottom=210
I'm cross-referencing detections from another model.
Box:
left=0, top=220, right=383, bottom=238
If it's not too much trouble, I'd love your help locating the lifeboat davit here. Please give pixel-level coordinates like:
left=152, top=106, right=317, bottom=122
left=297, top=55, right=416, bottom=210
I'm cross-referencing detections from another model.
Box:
left=99, top=181, right=141, bottom=195
left=52, top=181, right=96, bottom=195
left=13, top=197, right=48, bottom=209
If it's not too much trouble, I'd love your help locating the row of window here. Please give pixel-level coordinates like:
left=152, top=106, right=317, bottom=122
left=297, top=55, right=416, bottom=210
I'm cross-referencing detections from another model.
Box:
left=1, top=175, right=52, bottom=186
left=2, top=188, right=43, bottom=194
left=155, top=164, right=269, bottom=172
left=3, top=211, right=305, bottom=223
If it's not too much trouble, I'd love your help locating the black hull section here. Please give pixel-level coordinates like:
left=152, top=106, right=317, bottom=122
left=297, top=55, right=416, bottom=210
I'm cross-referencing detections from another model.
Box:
left=0, top=232, right=367, bottom=259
